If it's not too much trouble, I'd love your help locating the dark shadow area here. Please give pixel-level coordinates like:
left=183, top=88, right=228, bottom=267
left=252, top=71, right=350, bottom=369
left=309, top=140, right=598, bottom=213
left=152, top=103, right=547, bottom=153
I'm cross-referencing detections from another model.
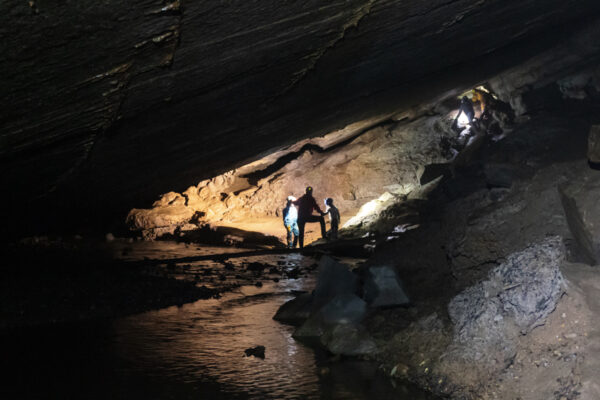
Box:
left=589, top=160, right=600, bottom=170
left=162, top=225, right=284, bottom=249
left=0, top=242, right=219, bottom=330
left=242, top=143, right=325, bottom=186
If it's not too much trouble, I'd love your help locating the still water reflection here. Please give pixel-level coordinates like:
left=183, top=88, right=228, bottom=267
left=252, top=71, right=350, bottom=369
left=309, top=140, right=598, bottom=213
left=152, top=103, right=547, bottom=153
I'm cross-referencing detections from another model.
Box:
left=3, top=245, right=436, bottom=399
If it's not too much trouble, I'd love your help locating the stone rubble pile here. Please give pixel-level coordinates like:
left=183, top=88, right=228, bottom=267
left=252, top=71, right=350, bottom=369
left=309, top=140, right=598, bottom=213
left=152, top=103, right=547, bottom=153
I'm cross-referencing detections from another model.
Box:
left=275, top=256, right=410, bottom=356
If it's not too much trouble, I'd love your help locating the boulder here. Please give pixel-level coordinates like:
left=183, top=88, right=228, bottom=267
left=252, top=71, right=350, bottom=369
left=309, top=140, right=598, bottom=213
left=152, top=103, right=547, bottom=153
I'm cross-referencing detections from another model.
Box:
left=363, top=265, right=410, bottom=307
left=445, top=237, right=565, bottom=370
left=311, top=256, right=358, bottom=311
left=587, top=125, right=600, bottom=163
left=320, top=293, right=368, bottom=325
left=320, top=323, right=378, bottom=356
left=484, top=163, right=515, bottom=188
left=559, top=175, right=600, bottom=265
left=294, top=293, right=367, bottom=339
left=273, top=292, right=313, bottom=326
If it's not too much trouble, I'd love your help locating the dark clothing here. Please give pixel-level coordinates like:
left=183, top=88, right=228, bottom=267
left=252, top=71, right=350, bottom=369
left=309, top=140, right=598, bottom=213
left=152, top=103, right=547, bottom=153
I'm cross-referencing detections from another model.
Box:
left=294, top=194, right=325, bottom=248
left=298, top=215, right=326, bottom=248
left=293, top=194, right=323, bottom=218
left=460, top=99, right=475, bottom=123
left=325, top=205, right=340, bottom=239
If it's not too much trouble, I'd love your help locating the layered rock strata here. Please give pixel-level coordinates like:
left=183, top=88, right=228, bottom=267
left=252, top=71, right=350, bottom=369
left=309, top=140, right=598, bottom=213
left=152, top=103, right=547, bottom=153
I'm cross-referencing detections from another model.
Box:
left=4, top=2, right=600, bottom=234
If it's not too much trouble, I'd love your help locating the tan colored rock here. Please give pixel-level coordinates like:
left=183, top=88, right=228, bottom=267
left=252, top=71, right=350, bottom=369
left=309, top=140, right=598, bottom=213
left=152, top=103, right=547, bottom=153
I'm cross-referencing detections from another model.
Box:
left=152, top=192, right=186, bottom=207
left=126, top=113, right=452, bottom=238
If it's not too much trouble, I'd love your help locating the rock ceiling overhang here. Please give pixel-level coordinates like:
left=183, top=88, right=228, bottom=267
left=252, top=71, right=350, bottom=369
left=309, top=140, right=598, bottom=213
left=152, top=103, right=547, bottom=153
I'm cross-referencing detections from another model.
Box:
left=2, top=0, right=600, bottom=229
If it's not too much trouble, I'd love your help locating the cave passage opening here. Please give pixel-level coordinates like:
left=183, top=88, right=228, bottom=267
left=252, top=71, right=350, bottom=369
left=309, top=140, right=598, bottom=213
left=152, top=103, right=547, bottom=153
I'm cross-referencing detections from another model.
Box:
left=123, top=82, right=517, bottom=252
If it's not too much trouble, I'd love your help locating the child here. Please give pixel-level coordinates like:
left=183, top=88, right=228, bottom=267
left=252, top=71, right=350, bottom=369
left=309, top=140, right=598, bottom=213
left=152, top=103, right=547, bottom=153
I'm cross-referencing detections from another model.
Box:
left=323, top=198, right=340, bottom=240
left=282, top=196, right=299, bottom=248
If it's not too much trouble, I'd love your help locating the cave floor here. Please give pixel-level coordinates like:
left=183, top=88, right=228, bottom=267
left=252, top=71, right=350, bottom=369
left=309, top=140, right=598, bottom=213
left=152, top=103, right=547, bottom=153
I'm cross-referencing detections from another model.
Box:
left=218, top=215, right=354, bottom=247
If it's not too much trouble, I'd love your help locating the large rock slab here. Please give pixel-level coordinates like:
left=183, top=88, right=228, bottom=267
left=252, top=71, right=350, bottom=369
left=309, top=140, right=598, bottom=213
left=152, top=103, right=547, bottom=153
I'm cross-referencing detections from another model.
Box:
left=273, top=292, right=313, bottom=326
left=320, top=323, right=378, bottom=356
left=588, top=125, right=600, bottom=163
left=363, top=265, right=410, bottom=307
left=559, top=174, right=600, bottom=265
left=311, top=256, right=358, bottom=311
left=293, top=293, right=374, bottom=356
left=294, top=293, right=367, bottom=339
left=445, top=237, right=565, bottom=370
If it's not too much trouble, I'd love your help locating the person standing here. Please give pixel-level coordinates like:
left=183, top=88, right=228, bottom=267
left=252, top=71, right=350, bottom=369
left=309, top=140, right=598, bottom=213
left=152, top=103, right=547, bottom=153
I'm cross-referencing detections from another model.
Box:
left=323, top=197, right=340, bottom=240
left=282, top=196, right=299, bottom=249
left=293, top=186, right=326, bottom=248
left=452, top=96, right=475, bottom=132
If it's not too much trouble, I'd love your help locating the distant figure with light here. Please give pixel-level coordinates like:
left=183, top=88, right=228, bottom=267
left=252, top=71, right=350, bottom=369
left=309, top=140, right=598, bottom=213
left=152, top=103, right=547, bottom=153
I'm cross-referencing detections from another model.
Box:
left=471, top=88, right=491, bottom=115
left=282, top=196, right=299, bottom=249
left=324, top=197, right=340, bottom=240
left=452, top=96, right=475, bottom=132
left=293, top=186, right=326, bottom=248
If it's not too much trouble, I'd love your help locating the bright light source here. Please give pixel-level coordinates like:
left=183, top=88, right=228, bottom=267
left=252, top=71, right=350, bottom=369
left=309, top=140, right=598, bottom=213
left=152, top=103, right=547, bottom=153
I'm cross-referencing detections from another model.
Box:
left=457, top=111, right=470, bottom=127
left=360, top=200, right=378, bottom=216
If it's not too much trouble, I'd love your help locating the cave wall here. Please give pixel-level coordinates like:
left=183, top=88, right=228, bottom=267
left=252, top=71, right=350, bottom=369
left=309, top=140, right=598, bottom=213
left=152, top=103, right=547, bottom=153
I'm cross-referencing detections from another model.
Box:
left=3, top=1, right=600, bottom=235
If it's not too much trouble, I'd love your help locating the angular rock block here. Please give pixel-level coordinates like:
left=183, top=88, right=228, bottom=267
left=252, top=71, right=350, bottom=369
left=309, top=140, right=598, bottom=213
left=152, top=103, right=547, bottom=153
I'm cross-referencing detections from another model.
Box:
left=559, top=175, right=600, bottom=265
left=311, top=256, right=358, bottom=311
left=588, top=125, right=600, bottom=163
left=484, top=163, right=515, bottom=188
left=320, top=293, right=367, bottom=325
left=320, top=323, right=378, bottom=356
left=363, top=265, right=410, bottom=307
left=293, top=293, right=367, bottom=339
left=273, top=292, right=313, bottom=326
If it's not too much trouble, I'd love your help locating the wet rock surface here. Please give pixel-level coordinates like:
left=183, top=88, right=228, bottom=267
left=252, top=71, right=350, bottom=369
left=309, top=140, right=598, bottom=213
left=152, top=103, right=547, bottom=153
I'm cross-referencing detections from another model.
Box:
left=273, top=292, right=313, bottom=326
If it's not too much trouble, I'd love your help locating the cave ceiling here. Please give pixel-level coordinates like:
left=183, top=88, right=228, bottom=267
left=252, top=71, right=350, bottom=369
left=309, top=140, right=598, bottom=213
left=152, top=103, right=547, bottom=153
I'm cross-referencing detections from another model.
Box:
left=2, top=0, right=600, bottom=232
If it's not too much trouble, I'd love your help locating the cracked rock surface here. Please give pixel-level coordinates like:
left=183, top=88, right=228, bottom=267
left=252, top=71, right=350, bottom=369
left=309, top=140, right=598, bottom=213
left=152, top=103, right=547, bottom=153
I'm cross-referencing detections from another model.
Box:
left=3, top=1, right=600, bottom=235
left=446, top=237, right=565, bottom=370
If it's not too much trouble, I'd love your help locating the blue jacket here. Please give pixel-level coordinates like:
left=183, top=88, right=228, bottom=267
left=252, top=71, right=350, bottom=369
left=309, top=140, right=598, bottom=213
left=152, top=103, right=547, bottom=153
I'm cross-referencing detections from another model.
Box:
left=283, top=204, right=298, bottom=226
